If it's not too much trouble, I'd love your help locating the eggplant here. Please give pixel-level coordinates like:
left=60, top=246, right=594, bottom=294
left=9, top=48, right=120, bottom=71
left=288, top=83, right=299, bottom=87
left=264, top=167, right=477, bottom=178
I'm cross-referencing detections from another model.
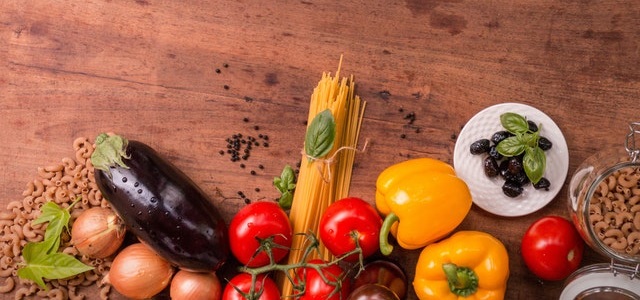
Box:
left=91, top=133, right=229, bottom=272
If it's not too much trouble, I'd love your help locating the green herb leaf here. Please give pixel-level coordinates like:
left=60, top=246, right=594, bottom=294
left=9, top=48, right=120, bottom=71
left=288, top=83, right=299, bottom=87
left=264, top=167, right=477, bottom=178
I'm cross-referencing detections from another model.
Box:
left=304, top=109, right=336, bottom=161
left=523, top=146, right=546, bottom=184
left=18, top=201, right=93, bottom=289
left=278, top=191, right=294, bottom=209
left=500, top=112, right=529, bottom=134
left=31, top=201, right=71, bottom=254
left=17, top=252, right=94, bottom=289
left=496, top=135, right=526, bottom=157
left=274, top=165, right=296, bottom=209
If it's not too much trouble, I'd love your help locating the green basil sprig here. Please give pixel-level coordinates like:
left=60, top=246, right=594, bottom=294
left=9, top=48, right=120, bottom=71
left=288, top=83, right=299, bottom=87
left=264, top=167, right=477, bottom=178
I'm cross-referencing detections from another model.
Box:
left=274, top=165, right=296, bottom=209
left=304, top=109, right=336, bottom=162
left=17, top=200, right=93, bottom=289
left=495, top=112, right=546, bottom=184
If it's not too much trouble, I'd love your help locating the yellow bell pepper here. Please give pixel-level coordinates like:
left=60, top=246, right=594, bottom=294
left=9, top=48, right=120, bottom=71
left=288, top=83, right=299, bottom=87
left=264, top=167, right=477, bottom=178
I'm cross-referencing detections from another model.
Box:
left=376, top=158, right=472, bottom=255
left=413, top=231, right=510, bottom=300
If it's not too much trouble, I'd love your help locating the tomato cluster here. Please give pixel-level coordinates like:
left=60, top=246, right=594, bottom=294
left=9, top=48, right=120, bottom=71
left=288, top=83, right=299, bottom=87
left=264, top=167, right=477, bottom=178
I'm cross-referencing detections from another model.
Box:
left=223, top=197, right=395, bottom=299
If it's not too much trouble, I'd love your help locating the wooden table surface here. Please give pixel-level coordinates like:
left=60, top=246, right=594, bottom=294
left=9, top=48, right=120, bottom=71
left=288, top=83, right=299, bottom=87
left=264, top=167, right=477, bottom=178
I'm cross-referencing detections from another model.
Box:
left=2, top=1, right=640, bottom=299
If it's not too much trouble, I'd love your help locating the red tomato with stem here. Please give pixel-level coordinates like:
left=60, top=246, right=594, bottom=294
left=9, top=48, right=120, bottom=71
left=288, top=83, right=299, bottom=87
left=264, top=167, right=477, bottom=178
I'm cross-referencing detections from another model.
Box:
left=295, top=259, right=351, bottom=300
left=222, top=273, right=280, bottom=300
left=228, top=201, right=292, bottom=267
left=319, top=197, right=383, bottom=262
left=521, top=215, right=584, bottom=281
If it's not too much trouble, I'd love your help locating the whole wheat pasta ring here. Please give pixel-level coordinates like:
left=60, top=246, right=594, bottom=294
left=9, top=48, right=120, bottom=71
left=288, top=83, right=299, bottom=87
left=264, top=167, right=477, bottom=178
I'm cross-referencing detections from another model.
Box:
left=604, top=236, right=628, bottom=250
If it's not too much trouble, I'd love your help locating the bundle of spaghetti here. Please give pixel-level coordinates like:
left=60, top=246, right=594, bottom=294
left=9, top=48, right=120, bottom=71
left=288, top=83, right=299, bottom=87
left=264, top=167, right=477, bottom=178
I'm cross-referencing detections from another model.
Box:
left=279, top=59, right=366, bottom=297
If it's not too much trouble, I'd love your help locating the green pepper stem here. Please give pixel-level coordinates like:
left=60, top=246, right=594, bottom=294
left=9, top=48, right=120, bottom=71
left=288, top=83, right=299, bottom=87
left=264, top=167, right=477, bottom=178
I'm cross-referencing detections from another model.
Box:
left=379, top=212, right=399, bottom=256
left=442, top=263, right=479, bottom=297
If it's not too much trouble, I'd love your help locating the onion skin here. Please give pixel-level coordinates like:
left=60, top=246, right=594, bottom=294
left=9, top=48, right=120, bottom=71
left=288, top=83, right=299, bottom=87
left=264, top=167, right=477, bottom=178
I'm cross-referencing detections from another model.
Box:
left=170, top=269, right=221, bottom=300
left=108, top=243, right=174, bottom=299
left=71, top=207, right=125, bottom=259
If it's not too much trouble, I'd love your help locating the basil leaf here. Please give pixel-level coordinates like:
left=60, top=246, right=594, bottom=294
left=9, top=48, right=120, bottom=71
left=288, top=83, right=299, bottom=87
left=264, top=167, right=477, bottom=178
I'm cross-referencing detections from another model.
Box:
left=496, top=136, right=526, bottom=157
left=278, top=191, right=294, bottom=209
left=520, top=132, right=538, bottom=148
left=523, top=146, right=546, bottom=184
left=17, top=253, right=94, bottom=289
left=304, top=109, right=336, bottom=161
left=18, top=199, right=92, bottom=289
left=274, top=165, right=296, bottom=209
left=500, top=112, right=529, bottom=134
left=31, top=201, right=71, bottom=254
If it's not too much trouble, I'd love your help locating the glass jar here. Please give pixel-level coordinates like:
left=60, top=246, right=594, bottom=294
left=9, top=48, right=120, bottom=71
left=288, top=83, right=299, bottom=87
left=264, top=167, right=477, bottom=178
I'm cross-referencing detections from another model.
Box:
left=563, top=122, right=640, bottom=299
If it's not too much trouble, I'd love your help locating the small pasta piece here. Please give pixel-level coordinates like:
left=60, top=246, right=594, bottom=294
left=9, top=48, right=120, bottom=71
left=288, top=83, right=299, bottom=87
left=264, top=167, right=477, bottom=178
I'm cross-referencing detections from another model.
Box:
left=589, top=204, right=602, bottom=215
left=589, top=213, right=604, bottom=224
left=612, top=199, right=627, bottom=212
left=621, top=222, right=635, bottom=236
left=13, top=286, right=33, bottom=299
left=631, top=204, right=640, bottom=213
left=0, top=277, right=14, bottom=293
left=635, top=212, right=640, bottom=230
left=47, top=287, right=66, bottom=300
left=627, top=231, right=640, bottom=246
left=625, top=243, right=640, bottom=255
left=594, top=221, right=609, bottom=238
left=615, top=211, right=634, bottom=226
left=604, top=228, right=624, bottom=239
left=618, top=173, right=639, bottom=188
left=604, top=236, right=628, bottom=250
left=604, top=211, right=617, bottom=225
left=99, top=285, right=111, bottom=300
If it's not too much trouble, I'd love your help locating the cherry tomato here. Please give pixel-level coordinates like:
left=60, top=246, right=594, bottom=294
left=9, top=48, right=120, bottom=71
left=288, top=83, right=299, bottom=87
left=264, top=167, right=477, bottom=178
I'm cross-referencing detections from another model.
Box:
left=228, top=201, right=292, bottom=267
left=319, top=197, right=383, bottom=262
left=521, top=215, right=584, bottom=281
left=295, top=259, right=350, bottom=300
left=352, top=260, right=407, bottom=299
left=222, top=273, right=280, bottom=300
left=347, top=284, right=400, bottom=300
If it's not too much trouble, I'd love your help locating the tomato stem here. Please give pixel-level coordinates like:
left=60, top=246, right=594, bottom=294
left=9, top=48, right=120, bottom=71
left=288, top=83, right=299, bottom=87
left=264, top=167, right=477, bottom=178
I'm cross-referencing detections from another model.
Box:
left=379, top=212, right=399, bottom=256
left=238, top=232, right=364, bottom=296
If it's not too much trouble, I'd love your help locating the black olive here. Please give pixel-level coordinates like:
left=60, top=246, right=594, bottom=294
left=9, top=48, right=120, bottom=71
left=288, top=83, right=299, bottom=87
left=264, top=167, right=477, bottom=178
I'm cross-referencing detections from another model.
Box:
left=533, top=177, right=551, bottom=191
left=503, top=169, right=529, bottom=186
left=470, top=139, right=491, bottom=155
left=491, top=131, right=513, bottom=145
left=499, top=159, right=509, bottom=176
left=483, top=156, right=500, bottom=177
left=488, top=146, right=503, bottom=160
left=527, top=120, right=539, bottom=132
left=538, top=137, right=553, bottom=151
left=507, top=157, right=523, bottom=174
left=503, top=181, right=524, bottom=197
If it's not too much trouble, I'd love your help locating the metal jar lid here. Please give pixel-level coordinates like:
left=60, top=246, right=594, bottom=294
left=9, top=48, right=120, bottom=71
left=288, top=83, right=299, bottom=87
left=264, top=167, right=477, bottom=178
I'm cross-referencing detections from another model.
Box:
left=560, top=262, right=640, bottom=300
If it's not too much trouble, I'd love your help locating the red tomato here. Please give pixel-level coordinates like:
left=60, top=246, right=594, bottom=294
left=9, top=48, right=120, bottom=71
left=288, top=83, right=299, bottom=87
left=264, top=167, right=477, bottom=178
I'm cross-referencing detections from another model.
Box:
left=521, top=215, right=584, bottom=281
left=222, top=273, right=280, bottom=300
left=319, top=197, right=383, bottom=262
left=295, top=259, right=350, bottom=300
left=228, top=201, right=292, bottom=267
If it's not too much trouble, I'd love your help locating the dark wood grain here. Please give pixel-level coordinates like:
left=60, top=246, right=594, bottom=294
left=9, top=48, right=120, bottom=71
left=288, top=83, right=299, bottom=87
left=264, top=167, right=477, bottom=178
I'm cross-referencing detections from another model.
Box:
left=2, top=1, right=640, bottom=299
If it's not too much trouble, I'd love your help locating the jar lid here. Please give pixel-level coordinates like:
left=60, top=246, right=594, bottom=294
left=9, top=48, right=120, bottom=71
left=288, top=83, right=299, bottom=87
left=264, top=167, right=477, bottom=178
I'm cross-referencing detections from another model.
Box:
left=560, top=263, right=640, bottom=300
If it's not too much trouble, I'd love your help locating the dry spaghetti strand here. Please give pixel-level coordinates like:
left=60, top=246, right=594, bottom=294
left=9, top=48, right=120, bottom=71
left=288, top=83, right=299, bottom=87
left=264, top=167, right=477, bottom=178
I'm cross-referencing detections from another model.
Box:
left=279, top=57, right=366, bottom=297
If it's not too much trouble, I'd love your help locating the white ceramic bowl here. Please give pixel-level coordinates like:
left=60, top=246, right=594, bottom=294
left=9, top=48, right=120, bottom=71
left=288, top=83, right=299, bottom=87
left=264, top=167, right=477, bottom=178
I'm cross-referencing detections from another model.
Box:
left=453, top=103, right=569, bottom=217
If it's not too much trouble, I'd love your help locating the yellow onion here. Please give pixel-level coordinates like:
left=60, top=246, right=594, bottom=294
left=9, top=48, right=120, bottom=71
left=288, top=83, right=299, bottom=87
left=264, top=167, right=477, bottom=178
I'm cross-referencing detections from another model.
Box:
left=105, top=243, right=174, bottom=299
left=70, top=207, right=126, bottom=258
left=170, top=269, right=221, bottom=300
